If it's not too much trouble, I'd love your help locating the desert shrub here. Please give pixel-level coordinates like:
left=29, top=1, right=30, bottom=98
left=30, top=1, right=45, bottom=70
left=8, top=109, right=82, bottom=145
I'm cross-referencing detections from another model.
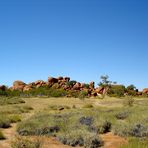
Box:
left=0, top=114, right=21, bottom=128
left=36, top=126, right=60, bottom=136
left=11, top=136, right=42, bottom=148
left=108, top=85, right=126, bottom=97
left=83, top=84, right=90, bottom=89
left=17, top=113, right=61, bottom=136
left=115, top=111, right=129, bottom=120
left=79, top=117, right=93, bottom=126
left=0, top=117, right=11, bottom=128
left=97, top=121, right=112, bottom=134
left=66, top=80, right=77, bottom=87
left=17, top=121, right=37, bottom=136
left=79, top=90, right=88, bottom=99
left=49, top=88, right=67, bottom=97
left=57, top=130, right=84, bottom=147
left=129, top=124, right=148, bottom=137
left=8, top=115, right=21, bottom=123
left=112, top=123, right=129, bottom=137
left=0, top=131, right=5, bottom=140
left=67, top=90, right=80, bottom=98
left=0, top=97, right=25, bottom=105
left=58, top=130, right=103, bottom=148
left=124, top=97, right=135, bottom=107
left=113, top=123, right=148, bottom=138
left=23, top=86, right=67, bottom=98
left=84, top=134, right=104, bottom=148
left=83, top=104, right=94, bottom=108
left=0, top=105, right=33, bottom=114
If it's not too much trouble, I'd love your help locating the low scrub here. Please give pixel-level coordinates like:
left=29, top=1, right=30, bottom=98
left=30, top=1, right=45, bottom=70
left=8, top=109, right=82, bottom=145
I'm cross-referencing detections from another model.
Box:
left=113, top=123, right=148, bottom=137
left=58, top=130, right=103, bottom=148
left=115, top=111, right=129, bottom=120
left=123, top=97, right=135, bottom=107
left=0, top=131, right=5, bottom=140
left=11, top=136, right=42, bottom=148
left=120, top=138, right=148, bottom=148
left=0, top=116, right=11, bottom=128
left=0, top=97, right=25, bottom=105
left=17, top=105, right=148, bottom=147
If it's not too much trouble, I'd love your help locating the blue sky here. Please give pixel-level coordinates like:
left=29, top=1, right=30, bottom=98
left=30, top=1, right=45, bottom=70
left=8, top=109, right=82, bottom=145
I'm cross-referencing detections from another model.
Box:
left=0, top=0, right=148, bottom=90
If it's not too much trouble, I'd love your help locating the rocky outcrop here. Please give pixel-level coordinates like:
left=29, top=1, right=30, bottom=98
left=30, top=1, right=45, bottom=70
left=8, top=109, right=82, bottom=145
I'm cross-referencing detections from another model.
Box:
left=73, top=82, right=81, bottom=90
left=9, top=76, right=97, bottom=97
left=143, top=88, right=148, bottom=94
left=23, top=85, right=33, bottom=91
left=89, top=81, right=95, bottom=89
left=12, top=81, right=26, bottom=91
left=34, top=80, right=46, bottom=88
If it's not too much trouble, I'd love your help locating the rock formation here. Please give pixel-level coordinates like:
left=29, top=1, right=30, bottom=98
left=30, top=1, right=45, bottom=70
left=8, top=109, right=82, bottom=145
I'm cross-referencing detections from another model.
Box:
left=12, top=81, right=26, bottom=91
left=143, top=88, right=148, bottom=94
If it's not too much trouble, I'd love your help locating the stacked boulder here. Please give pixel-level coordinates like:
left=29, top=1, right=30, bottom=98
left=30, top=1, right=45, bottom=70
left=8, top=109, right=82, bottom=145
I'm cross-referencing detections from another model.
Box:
left=143, top=88, right=148, bottom=94
left=12, top=81, right=26, bottom=91
left=0, top=76, right=112, bottom=97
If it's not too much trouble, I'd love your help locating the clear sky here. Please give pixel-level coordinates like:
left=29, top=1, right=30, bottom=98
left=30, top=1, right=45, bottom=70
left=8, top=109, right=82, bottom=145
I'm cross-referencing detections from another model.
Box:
left=0, top=0, right=148, bottom=90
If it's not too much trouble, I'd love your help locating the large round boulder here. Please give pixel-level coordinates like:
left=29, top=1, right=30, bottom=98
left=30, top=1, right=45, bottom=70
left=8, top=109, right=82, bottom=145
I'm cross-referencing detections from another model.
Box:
left=13, top=81, right=26, bottom=91
left=23, top=85, right=33, bottom=92
left=73, top=82, right=81, bottom=90
left=143, top=88, right=148, bottom=94
left=48, top=77, right=58, bottom=83
left=89, top=81, right=95, bottom=89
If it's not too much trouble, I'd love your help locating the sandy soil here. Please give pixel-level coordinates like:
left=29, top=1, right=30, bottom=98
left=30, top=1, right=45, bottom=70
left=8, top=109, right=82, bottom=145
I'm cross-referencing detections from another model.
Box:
left=101, top=132, right=128, bottom=148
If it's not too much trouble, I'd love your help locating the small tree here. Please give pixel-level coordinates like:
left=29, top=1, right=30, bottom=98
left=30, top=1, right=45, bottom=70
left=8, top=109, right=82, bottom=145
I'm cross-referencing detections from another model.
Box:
left=127, top=85, right=136, bottom=91
left=98, top=75, right=112, bottom=98
left=126, top=84, right=137, bottom=96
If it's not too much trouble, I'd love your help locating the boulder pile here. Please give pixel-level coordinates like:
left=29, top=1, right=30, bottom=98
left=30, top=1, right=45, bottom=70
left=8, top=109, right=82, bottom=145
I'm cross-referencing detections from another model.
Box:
left=143, top=88, right=148, bottom=94
left=1, top=76, right=147, bottom=97
left=6, top=76, right=99, bottom=96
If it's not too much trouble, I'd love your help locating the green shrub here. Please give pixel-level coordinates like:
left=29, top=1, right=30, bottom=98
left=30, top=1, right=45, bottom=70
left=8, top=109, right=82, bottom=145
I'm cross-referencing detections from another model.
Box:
left=57, top=130, right=103, bottom=148
left=0, top=117, right=11, bottom=128
left=83, top=84, right=90, bottom=89
left=79, top=90, right=88, bottom=99
left=67, top=90, right=80, bottom=98
left=0, top=97, right=25, bottom=105
left=0, top=131, right=5, bottom=140
left=49, top=89, right=67, bottom=97
left=112, top=123, right=129, bottom=137
left=84, top=134, right=104, bottom=148
left=96, top=121, right=112, bottom=134
left=113, top=123, right=148, bottom=138
left=11, top=136, right=42, bottom=148
left=129, top=124, right=148, bottom=137
left=124, top=97, right=135, bottom=107
left=66, top=81, right=77, bottom=87
left=115, top=111, right=129, bottom=120
left=8, top=115, right=21, bottom=123
left=108, top=85, right=126, bottom=97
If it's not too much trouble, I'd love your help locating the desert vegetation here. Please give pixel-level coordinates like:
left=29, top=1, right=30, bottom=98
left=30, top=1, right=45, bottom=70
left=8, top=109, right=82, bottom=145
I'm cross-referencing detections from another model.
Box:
left=1, top=75, right=148, bottom=99
left=0, top=76, right=148, bottom=148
